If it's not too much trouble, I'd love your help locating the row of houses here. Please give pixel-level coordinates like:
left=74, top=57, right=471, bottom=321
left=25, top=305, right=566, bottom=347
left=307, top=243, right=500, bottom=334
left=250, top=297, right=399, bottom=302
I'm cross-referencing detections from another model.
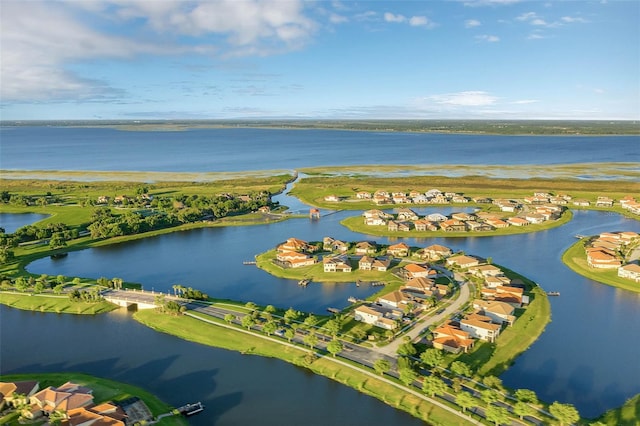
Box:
left=348, top=189, right=470, bottom=205
left=363, top=205, right=563, bottom=233
left=0, top=380, right=136, bottom=425
left=582, top=231, right=640, bottom=284
left=620, top=196, right=640, bottom=215
left=278, top=236, right=456, bottom=271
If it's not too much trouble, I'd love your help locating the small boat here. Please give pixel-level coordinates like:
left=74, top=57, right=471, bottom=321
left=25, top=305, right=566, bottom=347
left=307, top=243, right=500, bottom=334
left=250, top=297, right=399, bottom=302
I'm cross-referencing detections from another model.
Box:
left=298, top=279, right=310, bottom=287
left=327, top=307, right=340, bottom=314
left=178, top=402, right=204, bottom=416
left=50, top=253, right=68, bottom=259
left=547, top=291, right=560, bottom=296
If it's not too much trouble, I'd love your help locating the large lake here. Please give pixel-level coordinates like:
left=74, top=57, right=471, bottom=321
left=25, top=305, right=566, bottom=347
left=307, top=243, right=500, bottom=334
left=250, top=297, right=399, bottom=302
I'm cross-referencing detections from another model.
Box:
left=1, top=127, right=640, bottom=421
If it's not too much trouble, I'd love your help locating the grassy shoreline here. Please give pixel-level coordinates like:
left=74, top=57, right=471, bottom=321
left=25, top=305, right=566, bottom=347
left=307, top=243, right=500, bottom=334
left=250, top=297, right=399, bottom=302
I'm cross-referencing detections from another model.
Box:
left=0, top=372, right=187, bottom=426
left=133, top=309, right=477, bottom=425
left=341, top=210, right=573, bottom=238
left=561, top=239, right=640, bottom=293
left=0, top=292, right=116, bottom=314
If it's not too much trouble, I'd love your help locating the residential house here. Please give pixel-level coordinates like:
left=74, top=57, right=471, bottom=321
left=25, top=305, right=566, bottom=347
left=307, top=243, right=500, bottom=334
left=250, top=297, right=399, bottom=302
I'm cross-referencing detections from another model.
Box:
left=355, top=241, right=377, bottom=255
left=353, top=305, right=397, bottom=330
left=358, top=256, right=374, bottom=271
left=618, top=264, right=640, bottom=282
left=586, top=249, right=622, bottom=269
left=404, top=277, right=435, bottom=292
left=0, top=381, right=39, bottom=410
left=460, top=317, right=501, bottom=343
left=432, top=323, right=475, bottom=353
left=440, top=219, right=466, bottom=232
left=484, top=275, right=512, bottom=288
left=371, top=257, right=392, bottom=271
left=451, top=212, right=475, bottom=222
left=595, top=197, right=614, bottom=207
left=573, top=199, right=590, bottom=207
left=377, top=290, right=409, bottom=309
left=387, top=220, right=399, bottom=232
left=485, top=218, right=509, bottom=229
left=413, top=219, right=431, bottom=231
left=412, top=194, right=430, bottom=204
left=403, top=263, right=433, bottom=279
left=446, top=254, right=480, bottom=269
left=66, top=404, right=127, bottom=426
left=469, top=264, right=502, bottom=277
left=396, top=208, right=419, bottom=221
left=277, top=237, right=316, bottom=253
left=356, top=191, right=372, bottom=199
left=276, top=251, right=316, bottom=268
left=466, top=221, right=492, bottom=232
left=330, top=240, right=349, bottom=253
left=392, top=194, right=410, bottom=204
left=28, top=383, right=94, bottom=420
left=507, top=217, right=530, bottom=227
left=524, top=213, right=545, bottom=224
left=96, top=196, right=110, bottom=204
left=419, top=244, right=453, bottom=260
left=323, top=255, right=352, bottom=272
left=473, top=300, right=516, bottom=325
left=426, top=213, right=448, bottom=222
left=387, top=242, right=410, bottom=257
left=452, top=195, right=469, bottom=203
left=473, top=197, right=492, bottom=204
left=324, top=194, right=340, bottom=202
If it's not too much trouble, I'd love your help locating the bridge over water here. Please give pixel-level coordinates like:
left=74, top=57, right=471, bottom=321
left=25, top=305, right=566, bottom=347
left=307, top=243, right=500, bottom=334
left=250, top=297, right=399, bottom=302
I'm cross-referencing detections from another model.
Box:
left=102, top=289, right=184, bottom=310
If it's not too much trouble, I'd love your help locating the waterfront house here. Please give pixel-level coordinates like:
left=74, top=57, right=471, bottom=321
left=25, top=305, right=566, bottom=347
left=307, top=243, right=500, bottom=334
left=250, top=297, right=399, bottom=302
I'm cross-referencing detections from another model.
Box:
left=473, top=300, right=516, bottom=324
left=524, top=213, right=545, bottom=224
left=0, top=381, right=39, bottom=410
left=595, top=197, right=614, bottom=207
left=484, top=275, right=512, bottom=288
left=276, top=251, right=316, bottom=268
left=440, top=219, right=466, bottom=232
left=618, top=264, right=640, bottom=282
left=356, top=191, right=372, bottom=199
left=419, top=244, right=453, bottom=260
left=387, top=220, right=399, bottom=232
left=460, top=317, right=501, bottom=343
left=446, top=254, right=480, bottom=269
left=324, top=194, right=340, bottom=202
left=377, top=290, right=409, bottom=309
left=451, top=212, right=475, bottom=222
left=466, top=221, right=492, bottom=232
left=413, top=219, right=430, bottom=231
left=586, top=249, right=622, bottom=269
left=469, top=264, right=503, bottom=277
left=485, top=218, right=509, bottom=229
left=507, top=217, right=530, bottom=227
left=396, top=208, right=419, bottom=221
left=573, top=199, right=590, bottom=207
left=28, top=383, right=94, bottom=420
left=277, top=237, right=316, bottom=253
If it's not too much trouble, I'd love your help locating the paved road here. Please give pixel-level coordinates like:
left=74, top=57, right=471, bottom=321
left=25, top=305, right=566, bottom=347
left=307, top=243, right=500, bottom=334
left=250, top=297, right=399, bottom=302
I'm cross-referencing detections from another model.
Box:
left=376, top=278, right=472, bottom=356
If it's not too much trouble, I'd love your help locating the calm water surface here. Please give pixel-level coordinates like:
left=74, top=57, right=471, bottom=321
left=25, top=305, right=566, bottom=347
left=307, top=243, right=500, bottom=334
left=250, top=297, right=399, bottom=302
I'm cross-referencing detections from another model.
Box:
left=0, top=213, right=49, bottom=233
left=0, top=306, right=424, bottom=426
left=21, top=209, right=640, bottom=417
left=2, top=126, right=638, bottom=172
left=2, top=127, right=640, bottom=420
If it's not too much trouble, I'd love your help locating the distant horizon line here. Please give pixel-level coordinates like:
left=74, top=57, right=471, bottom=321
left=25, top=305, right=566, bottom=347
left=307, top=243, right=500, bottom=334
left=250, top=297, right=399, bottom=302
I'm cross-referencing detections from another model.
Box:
left=2, top=118, right=639, bottom=123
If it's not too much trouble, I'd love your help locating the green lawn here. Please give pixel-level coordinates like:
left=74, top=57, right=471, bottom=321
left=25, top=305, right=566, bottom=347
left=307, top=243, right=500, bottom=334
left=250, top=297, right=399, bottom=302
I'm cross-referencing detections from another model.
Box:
left=0, top=372, right=187, bottom=426
left=594, top=394, right=640, bottom=426
left=133, top=310, right=478, bottom=425
left=0, top=292, right=117, bottom=314
left=562, top=239, right=640, bottom=293
left=455, top=270, right=551, bottom=377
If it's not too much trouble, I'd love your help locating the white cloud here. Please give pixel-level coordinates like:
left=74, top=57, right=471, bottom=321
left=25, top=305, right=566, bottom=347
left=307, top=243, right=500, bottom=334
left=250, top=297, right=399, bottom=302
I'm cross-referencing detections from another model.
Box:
left=0, top=0, right=317, bottom=102
left=384, top=12, right=406, bottom=23
left=512, top=99, right=539, bottom=104
left=409, top=16, right=430, bottom=27
left=561, top=16, right=589, bottom=23
left=527, top=31, right=547, bottom=40
left=463, top=0, right=521, bottom=7
left=476, top=34, right=500, bottom=42
left=465, top=19, right=482, bottom=28
left=427, top=91, right=499, bottom=106
left=517, top=12, right=539, bottom=21
left=329, top=13, right=348, bottom=24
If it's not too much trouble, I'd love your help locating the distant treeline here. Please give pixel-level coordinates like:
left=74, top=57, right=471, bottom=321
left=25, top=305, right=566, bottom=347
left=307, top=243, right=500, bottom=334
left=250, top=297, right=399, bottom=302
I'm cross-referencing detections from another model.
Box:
left=2, top=119, right=639, bottom=135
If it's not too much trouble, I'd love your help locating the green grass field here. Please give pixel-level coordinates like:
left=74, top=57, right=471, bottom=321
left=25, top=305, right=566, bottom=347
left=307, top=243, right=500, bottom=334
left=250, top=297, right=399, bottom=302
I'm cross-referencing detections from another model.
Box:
left=562, top=240, right=640, bottom=293
left=0, top=293, right=116, bottom=314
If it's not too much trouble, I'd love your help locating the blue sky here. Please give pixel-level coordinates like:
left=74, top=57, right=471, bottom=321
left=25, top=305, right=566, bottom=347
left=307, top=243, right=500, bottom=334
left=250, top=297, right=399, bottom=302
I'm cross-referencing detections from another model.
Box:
left=1, top=0, right=638, bottom=120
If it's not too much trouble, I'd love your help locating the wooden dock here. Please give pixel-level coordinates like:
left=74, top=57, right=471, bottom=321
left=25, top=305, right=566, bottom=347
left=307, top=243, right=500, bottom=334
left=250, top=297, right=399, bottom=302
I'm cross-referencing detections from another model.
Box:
left=298, top=279, right=310, bottom=287
left=177, top=402, right=204, bottom=416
